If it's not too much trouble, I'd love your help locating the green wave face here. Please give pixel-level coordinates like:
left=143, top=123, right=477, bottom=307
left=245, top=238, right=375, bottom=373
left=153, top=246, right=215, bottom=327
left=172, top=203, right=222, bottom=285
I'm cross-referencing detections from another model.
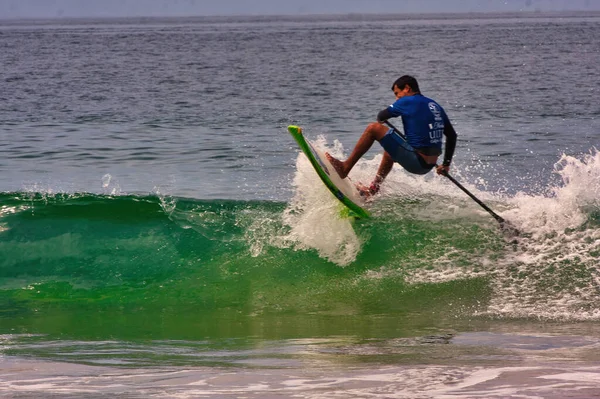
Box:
left=0, top=192, right=598, bottom=341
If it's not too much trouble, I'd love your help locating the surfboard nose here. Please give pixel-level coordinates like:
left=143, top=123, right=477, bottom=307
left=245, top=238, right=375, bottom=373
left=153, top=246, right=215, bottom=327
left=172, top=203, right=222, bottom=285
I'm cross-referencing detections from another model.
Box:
left=287, top=125, right=302, bottom=135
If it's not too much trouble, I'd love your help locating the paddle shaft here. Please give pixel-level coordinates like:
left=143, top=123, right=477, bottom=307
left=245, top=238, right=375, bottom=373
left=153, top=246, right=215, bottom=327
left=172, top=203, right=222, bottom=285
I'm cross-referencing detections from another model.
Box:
left=383, top=120, right=506, bottom=224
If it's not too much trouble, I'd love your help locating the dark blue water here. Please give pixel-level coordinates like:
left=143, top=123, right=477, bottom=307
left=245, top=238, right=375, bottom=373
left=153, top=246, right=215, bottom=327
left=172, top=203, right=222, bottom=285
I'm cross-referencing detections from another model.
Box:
left=1, top=13, right=598, bottom=199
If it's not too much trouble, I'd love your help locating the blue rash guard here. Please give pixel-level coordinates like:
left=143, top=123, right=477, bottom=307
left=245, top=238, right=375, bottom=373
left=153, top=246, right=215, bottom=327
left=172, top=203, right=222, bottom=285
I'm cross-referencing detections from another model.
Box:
left=383, top=94, right=448, bottom=152
left=377, top=93, right=457, bottom=174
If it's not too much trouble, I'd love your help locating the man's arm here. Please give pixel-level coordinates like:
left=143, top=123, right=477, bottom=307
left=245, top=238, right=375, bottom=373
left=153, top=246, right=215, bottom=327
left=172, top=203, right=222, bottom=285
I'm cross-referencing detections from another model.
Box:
left=437, top=120, right=457, bottom=175
left=378, top=98, right=405, bottom=122
left=377, top=108, right=394, bottom=122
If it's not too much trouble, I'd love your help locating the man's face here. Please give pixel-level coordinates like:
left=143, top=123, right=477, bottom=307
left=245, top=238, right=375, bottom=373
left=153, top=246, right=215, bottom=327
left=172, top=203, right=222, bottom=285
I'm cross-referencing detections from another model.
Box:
left=393, top=84, right=411, bottom=100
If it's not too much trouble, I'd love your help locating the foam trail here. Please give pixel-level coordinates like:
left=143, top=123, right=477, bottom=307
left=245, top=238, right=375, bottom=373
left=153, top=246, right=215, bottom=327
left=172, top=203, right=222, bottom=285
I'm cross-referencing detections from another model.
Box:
left=504, top=151, right=600, bottom=233
left=485, top=150, right=600, bottom=320
left=282, top=136, right=362, bottom=266
left=372, top=148, right=600, bottom=321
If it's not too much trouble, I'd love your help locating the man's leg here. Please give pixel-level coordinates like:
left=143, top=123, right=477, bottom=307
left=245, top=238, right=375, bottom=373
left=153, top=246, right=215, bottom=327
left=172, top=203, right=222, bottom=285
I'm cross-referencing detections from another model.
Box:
left=373, top=151, right=394, bottom=186
left=326, top=122, right=389, bottom=178
left=357, top=151, right=394, bottom=197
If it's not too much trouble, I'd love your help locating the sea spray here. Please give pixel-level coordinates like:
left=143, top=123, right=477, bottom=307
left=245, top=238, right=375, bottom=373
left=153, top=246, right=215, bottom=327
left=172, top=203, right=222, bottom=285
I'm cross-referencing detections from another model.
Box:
left=282, top=136, right=362, bottom=266
left=349, top=148, right=600, bottom=321
left=483, top=150, right=600, bottom=320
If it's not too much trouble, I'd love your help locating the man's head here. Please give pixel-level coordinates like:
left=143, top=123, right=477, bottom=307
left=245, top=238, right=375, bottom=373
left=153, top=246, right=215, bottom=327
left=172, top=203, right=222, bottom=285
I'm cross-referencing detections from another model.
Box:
left=392, top=75, right=420, bottom=99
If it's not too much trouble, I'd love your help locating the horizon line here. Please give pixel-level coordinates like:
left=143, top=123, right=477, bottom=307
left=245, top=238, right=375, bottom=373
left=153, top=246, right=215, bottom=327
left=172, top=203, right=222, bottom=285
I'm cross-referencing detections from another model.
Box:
left=2, top=9, right=600, bottom=22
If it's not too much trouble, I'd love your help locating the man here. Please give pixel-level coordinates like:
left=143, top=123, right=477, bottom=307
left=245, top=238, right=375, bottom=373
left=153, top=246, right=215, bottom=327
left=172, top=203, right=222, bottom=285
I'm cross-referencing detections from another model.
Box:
left=326, top=75, right=457, bottom=197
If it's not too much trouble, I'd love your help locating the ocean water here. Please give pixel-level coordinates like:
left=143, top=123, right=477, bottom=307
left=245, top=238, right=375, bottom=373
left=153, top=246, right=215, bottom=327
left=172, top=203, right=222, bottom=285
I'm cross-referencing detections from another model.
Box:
left=1, top=12, right=600, bottom=398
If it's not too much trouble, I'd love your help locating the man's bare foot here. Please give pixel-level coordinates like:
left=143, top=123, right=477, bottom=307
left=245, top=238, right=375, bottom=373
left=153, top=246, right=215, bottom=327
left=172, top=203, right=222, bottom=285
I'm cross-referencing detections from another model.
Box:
left=325, top=152, right=348, bottom=178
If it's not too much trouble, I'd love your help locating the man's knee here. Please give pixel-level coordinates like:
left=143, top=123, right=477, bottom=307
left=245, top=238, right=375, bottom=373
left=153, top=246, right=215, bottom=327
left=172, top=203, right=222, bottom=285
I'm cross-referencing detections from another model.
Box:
left=366, top=122, right=389, bottom=140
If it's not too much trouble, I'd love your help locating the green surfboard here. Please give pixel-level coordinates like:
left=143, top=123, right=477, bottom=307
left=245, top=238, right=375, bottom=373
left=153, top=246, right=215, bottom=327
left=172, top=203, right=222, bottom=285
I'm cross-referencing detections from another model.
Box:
left=288, top=125, right=370, bottom=219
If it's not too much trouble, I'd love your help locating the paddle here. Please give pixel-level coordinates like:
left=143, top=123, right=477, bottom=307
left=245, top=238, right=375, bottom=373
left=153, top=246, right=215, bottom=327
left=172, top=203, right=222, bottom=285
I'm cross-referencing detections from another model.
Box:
left=383, top=121, right=519, bottom=236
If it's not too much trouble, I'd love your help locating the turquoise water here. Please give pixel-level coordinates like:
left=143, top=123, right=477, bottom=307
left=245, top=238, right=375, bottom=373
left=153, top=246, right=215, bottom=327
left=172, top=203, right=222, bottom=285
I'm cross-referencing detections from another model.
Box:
left=1, top=184, right=598, bottom=339
left=0, top=192, right=497, bottom=337
left=1, top=187, right=599, bottom=396
left=1, top=12, right=600, bottom=398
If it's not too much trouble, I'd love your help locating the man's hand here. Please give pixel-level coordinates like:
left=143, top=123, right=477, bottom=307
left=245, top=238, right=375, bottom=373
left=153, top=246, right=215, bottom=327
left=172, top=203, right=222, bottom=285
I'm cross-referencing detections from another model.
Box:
left=436, top=164, right=450, bottom=175
left=357, top=182, right=380, bottom=198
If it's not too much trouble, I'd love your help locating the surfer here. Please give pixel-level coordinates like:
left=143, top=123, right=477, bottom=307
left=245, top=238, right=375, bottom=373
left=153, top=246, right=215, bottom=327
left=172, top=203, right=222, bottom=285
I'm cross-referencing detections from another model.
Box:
left=326, top=75, right=457, bottom=197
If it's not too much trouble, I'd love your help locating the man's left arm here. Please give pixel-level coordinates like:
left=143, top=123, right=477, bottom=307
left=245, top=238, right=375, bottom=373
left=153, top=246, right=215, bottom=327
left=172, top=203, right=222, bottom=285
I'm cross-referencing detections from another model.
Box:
left=437, top=117, right=457, bottom=175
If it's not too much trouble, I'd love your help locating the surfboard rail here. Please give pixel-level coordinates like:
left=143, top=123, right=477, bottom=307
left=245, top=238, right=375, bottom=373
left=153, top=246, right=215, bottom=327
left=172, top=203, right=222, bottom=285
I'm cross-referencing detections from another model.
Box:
left=288, top=125, right=370, bottom=219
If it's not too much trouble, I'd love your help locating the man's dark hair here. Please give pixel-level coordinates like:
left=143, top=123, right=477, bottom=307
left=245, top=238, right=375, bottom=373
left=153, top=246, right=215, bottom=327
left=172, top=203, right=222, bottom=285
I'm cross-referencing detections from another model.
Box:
left=392, top=75, right=420, bottom=94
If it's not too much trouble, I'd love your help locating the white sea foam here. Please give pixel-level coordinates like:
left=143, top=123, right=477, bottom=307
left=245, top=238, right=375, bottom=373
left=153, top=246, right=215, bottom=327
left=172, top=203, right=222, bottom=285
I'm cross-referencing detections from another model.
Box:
left=382, top=148, right=600, bottom=321
left=3, top=358, right=600, bottom=399
left=483, top=150, right=600, bottom=321
left=283, top=134, right=599, bottom=320
left=505, top=150, right=600, bottom=236
left=101, top=173, right=121, bottom=195
left=280, top=136, right=362, bottom=266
